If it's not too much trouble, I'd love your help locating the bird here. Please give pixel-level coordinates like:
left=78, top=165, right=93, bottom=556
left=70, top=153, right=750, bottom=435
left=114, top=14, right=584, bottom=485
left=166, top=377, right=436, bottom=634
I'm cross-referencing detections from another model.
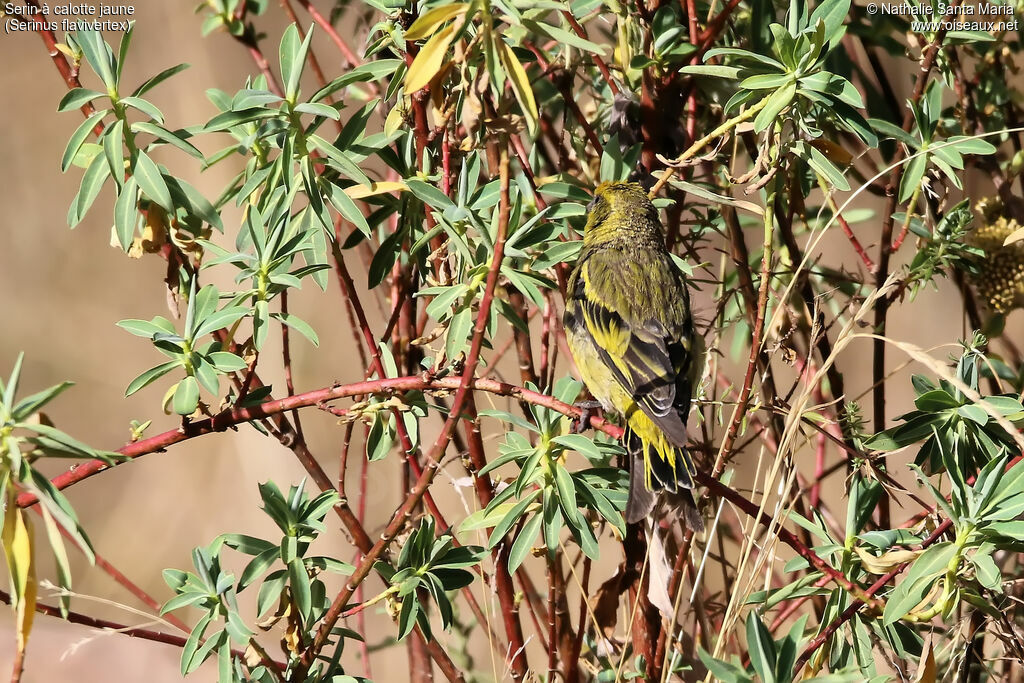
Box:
left=563, top=181, right=703, bottom=529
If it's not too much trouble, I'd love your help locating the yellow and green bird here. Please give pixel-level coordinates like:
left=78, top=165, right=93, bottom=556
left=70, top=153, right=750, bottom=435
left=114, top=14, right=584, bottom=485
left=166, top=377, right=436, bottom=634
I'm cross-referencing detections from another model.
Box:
left=563, top=182, right=703, bottom=528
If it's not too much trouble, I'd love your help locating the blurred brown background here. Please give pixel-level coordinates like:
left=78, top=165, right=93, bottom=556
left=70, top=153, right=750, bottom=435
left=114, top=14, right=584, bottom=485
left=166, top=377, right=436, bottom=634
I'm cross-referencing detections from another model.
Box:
left=0, top=2, right=1017, bottom=682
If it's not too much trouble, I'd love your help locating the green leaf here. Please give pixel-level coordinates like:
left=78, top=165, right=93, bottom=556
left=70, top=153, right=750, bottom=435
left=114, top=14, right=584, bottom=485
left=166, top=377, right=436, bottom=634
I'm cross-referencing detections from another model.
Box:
left=754, top=82, right=796, bottom=133
left=808, top=0, right=851, bottom=44
left=957, top=403, right=989, bottom=425
left=424, top=284, right=468, bottom=321
left=25, top=423, right=100, bottom=458
left=232, top=89, right=283, bottom=110
left=899, top=153, right=928, bottom=203
left=406, top=178, right=456, bottom=211
left=69, top=152, right=111, bottom=228
left=740, top=73, right=793, bottom=90
left=882, top=541, right=955, bottom=626
left=133, top=151, right=173, bottom=211
left=552, top=434, right=603, bottom=460
left=522, top=18, right=606, bottom=54
left=115, top=23, right=134, bottom=86
left=125, top=360, right=180, bottom=397
left=204, top=107, right=278, bottom=131
left=915, top=389, right=960, bottom=411
left=132, top=63, right=190, bottom=98
left=192, top=306, right=248, bottom=340
left=869, top=118, right=919, bottom=149
left=697, top=648, right=752, bottom=683
left=11, top=381, right=73, bottom=421
left=132, top=122, right=204, bottom=159
left=76, top=29, right=116, bottom=91
left=166, top=176, right=223, bottom=231
left=288, top=557, right=312, bottom=624
left=858, top=529, right=921, bottom=549
left=61, top=111, right=107, bottom=172
left=173, top=376, right=200, bottom=415
left=324, top=183, right=371, bottom=235
left=207, top=352, right=248, bottom=372
left=58, top=88, right=106, bottom=113
left=487, top=490, right=540, bottom=547
left=397, top=593, right=420, bottom=640
left=103, top=119, right=125, bottom=190
left=945, top=136, right=997, bottom=156
left=113, top=176, right=139, bottom=251
left=553, top=463, right=581, bottom=526
left=117, top=317, right=176, bottom=338
left=272, top=312, right=320, bottom=347
left=120, top=96, right=165, bottom=124
left=807, top=144, right=850, bottom=191
left=508, top=512, right=542, bottom=573
left=294, top=101, right=341, bottom=120
left=679, top=64, right=741, bottom=79
left=309, top=134, right=371, bottom=186
left=280, top=23, right=314, bottom=101
left=969, top=551, right=1002, bottom=591
left=460, top=504, right=515, bottom=532
left=309, top=59, right=402, bottom=102
left=745, top=611, right=777, bottom=683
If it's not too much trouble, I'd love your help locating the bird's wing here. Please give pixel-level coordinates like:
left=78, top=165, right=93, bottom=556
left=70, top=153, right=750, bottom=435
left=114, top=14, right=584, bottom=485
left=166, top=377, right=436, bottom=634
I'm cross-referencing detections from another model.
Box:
left=567, top=248, right=694, bottom=446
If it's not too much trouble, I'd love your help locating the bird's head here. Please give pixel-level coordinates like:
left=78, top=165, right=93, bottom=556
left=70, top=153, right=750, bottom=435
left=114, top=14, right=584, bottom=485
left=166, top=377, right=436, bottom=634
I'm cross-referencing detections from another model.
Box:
left=583, top=182, right=662, bottom=245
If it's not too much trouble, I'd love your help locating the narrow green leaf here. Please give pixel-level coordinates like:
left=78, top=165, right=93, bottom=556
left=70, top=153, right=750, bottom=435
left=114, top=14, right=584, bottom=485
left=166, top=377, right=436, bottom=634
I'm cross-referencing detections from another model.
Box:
left=288, top=557, right=312, bottom=624
left=882, top=541, right=955, bottom=625
left=133, top=151, right=173, bottom=211
left=76, top=29, right=116, bottom=90
left=132, top=63, right=190, bottom=98
left=114, top=176, right=139, bottom=251
left=754, top=82, right=796, bottom=132
left=69, top=153, right=111, bottom=228
left=271, top=312, right=320, bottom=347
left=745, top=611, right=777, bottom=683
left=120, top=96, right=165, bottom=124
left=58, top=88, right=106, bottom=113
left=508, top=512, right=542, bottom=573
left=899, top=153, right=928, bottom=203
left=132, top=122, right=204, bottom=159
left=12, top=381, right=73, bottom=421
left=61, top=111, right=107, bottom=172
left=280, top=24, right=315, bottom=101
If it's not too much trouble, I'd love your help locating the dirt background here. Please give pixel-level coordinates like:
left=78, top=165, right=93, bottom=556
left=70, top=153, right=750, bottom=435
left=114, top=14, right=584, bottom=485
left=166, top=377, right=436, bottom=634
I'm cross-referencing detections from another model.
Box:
left=0, top=1, right=1015, bottom=682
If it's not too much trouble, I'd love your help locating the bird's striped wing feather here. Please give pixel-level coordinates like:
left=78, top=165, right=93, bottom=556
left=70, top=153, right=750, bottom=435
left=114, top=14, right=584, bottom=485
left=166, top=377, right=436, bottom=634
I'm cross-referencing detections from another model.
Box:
left=573, top=258, right=692, bottom=447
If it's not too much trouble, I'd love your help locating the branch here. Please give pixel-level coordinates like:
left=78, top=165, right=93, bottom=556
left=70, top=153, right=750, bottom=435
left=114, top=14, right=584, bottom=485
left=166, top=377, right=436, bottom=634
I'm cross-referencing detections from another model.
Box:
left=297, top=134, right=515, bottom=681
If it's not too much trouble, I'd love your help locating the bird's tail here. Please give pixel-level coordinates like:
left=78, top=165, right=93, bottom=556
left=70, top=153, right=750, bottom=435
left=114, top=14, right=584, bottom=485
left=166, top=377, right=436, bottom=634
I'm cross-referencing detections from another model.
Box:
left=624, top=430, right=703, bottom=531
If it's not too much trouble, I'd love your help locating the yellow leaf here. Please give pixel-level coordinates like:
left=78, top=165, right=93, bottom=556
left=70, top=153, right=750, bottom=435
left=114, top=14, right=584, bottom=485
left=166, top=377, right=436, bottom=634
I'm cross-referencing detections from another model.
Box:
left=404, top=23, right=457, bottom=93
left=912, top=635, right=935, bottom=683
left=497, top=39, right=538, bottom=134
left=2, top=499, right=36, bottom=653
left=404, top=3, right=469, bottom=41
left=18, top=561, right=36, bottom=654
left=854, top=545, right=922, bottom=575
left=384, top=100, right=408, bottom=137
left=1003, top=225, right=1024, bottom=246
left=344, top=181, right=408, bottom=200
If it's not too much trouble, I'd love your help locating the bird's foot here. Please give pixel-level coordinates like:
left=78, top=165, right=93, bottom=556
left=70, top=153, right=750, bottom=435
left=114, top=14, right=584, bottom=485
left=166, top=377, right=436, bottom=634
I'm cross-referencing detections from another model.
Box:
left=571, top=400, right=604, bottom=434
